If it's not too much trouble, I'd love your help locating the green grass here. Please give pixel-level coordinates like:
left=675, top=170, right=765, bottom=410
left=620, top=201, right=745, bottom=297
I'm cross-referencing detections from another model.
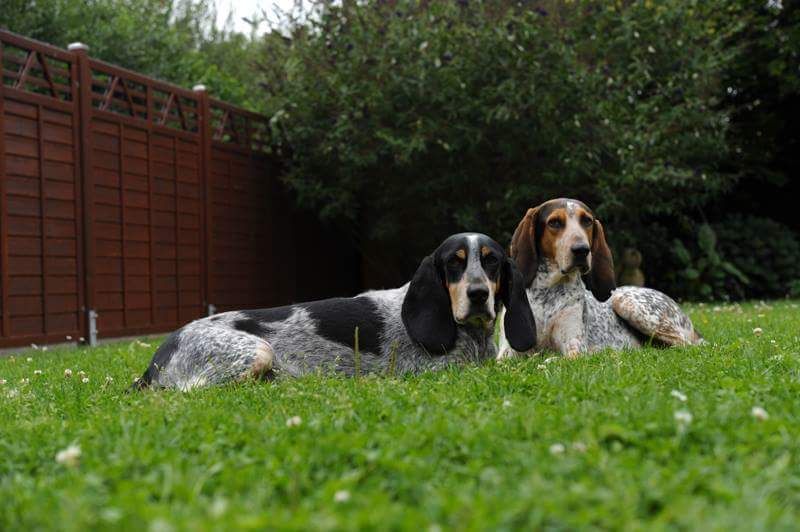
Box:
left=1, top=301, right=800, bottom=531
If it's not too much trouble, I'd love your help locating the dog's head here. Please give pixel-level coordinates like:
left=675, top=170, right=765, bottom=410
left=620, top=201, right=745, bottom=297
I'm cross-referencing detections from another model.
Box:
left=402, top=233, right=535, bottom=354
left=510, top=198, right=616, bottom=301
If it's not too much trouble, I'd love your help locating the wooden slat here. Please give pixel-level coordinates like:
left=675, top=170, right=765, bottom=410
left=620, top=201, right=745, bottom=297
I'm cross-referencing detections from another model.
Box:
left=0, top=40, right=8, bottom=336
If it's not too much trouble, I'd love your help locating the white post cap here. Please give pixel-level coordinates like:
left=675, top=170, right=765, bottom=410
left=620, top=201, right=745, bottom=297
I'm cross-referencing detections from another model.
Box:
left=67, top=42, right=89, bottom=52
left=193, top=84, right=207, bottom=92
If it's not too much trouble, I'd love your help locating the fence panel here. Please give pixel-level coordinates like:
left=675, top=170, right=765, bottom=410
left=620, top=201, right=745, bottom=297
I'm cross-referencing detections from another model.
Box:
left=206, top=100, right=288, bottom=312
left=0, top=29, right=360, bottom=349
left=0, top=33, right=84, bottom=348
left=82, top=58, right=205, bottom=339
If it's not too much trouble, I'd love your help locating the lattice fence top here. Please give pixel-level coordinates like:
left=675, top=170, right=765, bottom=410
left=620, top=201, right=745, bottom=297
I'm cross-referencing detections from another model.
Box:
left=1, top=33, right=76, bottom=102
left=210, top=100, right=270, bottom=153
left=88, top=59, right=201, bottom=133
left=1, top=29, right=272, bottom=152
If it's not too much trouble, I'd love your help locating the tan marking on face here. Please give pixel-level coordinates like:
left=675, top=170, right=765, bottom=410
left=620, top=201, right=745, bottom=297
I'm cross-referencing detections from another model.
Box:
left=539, top=208, right=564, bottom=263
left=448, top=277, right=470, bottom=321
left=481, top=246, right=491, bottom=257
left=574, top=206, right=595, bottom=243
left=455, top=249, right=466, bottom=260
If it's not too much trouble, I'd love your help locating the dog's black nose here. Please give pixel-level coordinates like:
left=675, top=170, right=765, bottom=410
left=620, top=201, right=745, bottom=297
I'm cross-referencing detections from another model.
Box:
left=467, top=285, right=489, bottom=304
left=571, top=243, right=591, bottom=258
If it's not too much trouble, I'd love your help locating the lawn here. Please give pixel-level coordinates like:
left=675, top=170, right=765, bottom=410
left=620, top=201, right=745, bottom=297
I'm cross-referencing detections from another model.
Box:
left=1, top=301, right=799, bottom=531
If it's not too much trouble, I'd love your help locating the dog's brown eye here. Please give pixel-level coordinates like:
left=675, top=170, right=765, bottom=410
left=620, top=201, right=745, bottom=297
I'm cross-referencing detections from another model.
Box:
left=483, top=255, right=499, bottom=268
left=581, top=215, right=593, bottom=227
left=447, top=256, right=463, bottom=268
left=547, top=218, right=563, bottom=229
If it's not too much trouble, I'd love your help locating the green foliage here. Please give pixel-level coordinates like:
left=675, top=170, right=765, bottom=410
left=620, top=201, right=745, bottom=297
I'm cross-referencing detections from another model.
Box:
left=714, top=215, right=800, bottom=299
left=790, top=280, right=800, bottom=299
left=721, top=0, right=800, bottom=187
left=0, top=0, right=264, bottom=109
left=263, top=0, right=744, bottom=261
left=669, top=224, right=748, bottom=301
left=2, top=302, right=800, bottom=529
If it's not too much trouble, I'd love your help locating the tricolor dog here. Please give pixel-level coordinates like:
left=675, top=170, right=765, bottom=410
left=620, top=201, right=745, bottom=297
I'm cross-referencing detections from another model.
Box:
left=498, top=198, right=703, bottom=358
left=134, top=233, right=535, bottom=390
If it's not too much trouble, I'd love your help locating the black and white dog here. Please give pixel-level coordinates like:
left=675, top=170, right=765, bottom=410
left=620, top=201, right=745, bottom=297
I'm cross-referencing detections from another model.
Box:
left=134, top=233, right=535, bottom=390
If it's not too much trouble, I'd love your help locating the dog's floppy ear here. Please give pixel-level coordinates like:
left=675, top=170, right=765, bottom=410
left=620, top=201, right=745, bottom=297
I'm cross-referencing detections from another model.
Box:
left=509, top=207, right=540, bottom=286
left=500, top=258, right=536, bottom=352
left=586, top=219, right=616, bottom=301
left=402, top=254, right=457, bottom=353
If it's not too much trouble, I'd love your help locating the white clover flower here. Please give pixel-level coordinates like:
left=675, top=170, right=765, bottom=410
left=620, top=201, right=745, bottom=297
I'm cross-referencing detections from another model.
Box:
left=751, top=406, right=769, bottom=421
left=105, top=375, right=114, bottom=383
left=572, top=441, right=588, bottom=453
left=78, top=370, right=87, bottom=378
left=0, top=379, right=6, bottom=385
left=20, top=378, right=29, bottom=385
left=64, top=368, right=73, bottom=378
left=543, top=357, right=558, bottom=364
left=7, top=388, right=19, bottom=399
left=502, top=399, right=512, bottom=408
left=753, top=327, right=763, bottom=336
left=537, top=364, right=547, bottom=370
left=674, top=410, right=693, bottom=432
left=286, top=416, right=302, bottom=427
left=55, top=444, right=81, bottom=467
left=33, top=369, right=42, bottom=376
left=27, top=356, right=34, bottom=362
left=334, top=490, right=351, bottom=503
left=82, top=377, right=89, bottom=384
left=549, top=443, right=565, bottom=455
left=670, top=389, right=687, bottom=402
left=209, top=497, right=228, bottom=518
left=647, top=46, right=656, bottom=53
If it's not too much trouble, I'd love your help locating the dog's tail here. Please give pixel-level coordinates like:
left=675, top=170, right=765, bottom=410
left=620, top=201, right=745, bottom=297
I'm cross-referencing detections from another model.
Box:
left=127, top=332, right=180, bottom=392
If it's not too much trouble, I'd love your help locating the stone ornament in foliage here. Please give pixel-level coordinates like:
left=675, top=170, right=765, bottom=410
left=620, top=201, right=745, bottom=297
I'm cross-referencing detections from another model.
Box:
left=617, top=248, right=646, bottom=287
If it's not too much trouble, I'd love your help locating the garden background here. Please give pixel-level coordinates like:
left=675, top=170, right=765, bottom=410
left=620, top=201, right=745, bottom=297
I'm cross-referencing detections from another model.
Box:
left=3, top=0, right=799, bottom=301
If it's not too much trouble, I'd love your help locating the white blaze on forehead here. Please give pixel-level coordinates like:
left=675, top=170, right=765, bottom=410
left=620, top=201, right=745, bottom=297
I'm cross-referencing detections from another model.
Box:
left=565, top=201, right=578, bottom=215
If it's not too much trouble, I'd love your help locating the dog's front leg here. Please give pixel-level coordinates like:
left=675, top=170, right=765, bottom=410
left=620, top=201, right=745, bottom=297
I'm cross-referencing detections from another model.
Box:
left=550, top=304, right=587, bottom=358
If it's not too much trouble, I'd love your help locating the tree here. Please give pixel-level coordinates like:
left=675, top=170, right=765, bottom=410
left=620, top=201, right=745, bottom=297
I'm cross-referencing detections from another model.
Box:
left=260, top=0, right=743, bottom=285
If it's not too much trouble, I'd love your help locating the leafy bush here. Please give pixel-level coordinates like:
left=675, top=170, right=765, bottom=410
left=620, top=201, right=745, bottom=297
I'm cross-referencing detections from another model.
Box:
left=714, top=215, right=800, bottom=299
left=668, top=224, right=749, bottom=301
left=262, top=0, right=748, bottom=276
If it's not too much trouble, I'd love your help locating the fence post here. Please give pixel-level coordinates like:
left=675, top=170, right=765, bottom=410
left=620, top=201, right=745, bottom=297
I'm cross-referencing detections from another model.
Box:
left=69, top=42, right=98, bottom=346
left=194, top=84, right=214, bottom=316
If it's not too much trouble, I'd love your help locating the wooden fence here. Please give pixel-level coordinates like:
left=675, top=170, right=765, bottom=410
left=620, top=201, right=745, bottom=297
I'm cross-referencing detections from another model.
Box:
left=0, top=30, right=359, bottom=349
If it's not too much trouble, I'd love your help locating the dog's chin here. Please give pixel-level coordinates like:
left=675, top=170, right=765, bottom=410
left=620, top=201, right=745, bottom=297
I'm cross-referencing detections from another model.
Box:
left=561, top=264, right=591, bottom=276
left=455, top=312, right=494, bottom=330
